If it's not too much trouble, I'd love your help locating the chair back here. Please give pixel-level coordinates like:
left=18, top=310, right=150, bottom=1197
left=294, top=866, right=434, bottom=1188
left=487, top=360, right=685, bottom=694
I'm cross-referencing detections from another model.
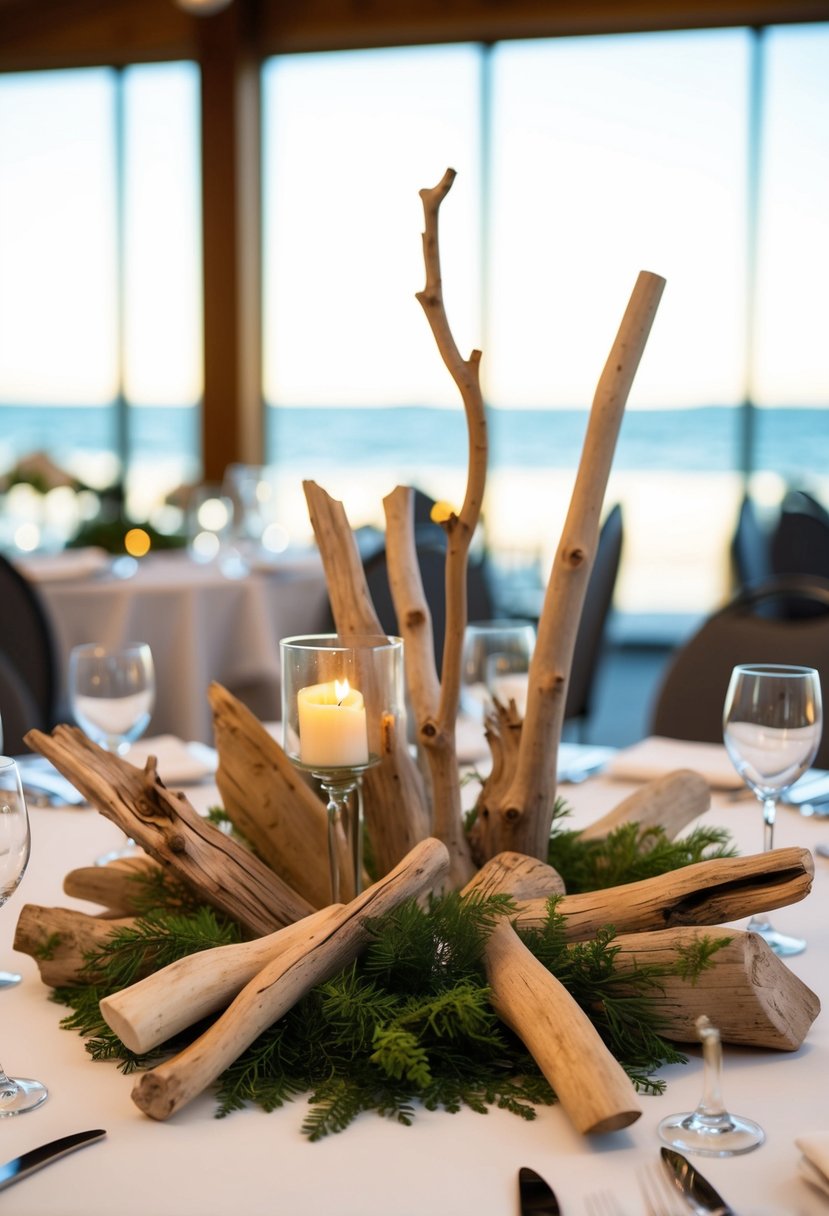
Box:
left=650, top=576, right=829, bottom=768
left=731, top=494, right=773, bottom=589
left=363, top=543, right=495, bottom=670
left=0, top=553, right=59, bottom=750
left=565, top=503, right=624, bottom=726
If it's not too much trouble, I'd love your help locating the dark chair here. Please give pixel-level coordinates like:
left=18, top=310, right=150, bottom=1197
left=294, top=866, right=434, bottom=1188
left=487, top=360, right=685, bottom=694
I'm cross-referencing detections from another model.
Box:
left=564, top=502, right=624, bottom=732
left=650, top=576, right=829, bottom=769
left=731, top=494, right=773, bottom=590
left=0, top=553, right=60, bottom=752
left=363, top=543, right=495, bottom=671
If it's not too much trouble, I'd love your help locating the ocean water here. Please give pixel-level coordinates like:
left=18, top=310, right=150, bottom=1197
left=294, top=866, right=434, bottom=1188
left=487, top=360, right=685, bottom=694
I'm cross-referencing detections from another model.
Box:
left=1, top=401, right=826, bottom=479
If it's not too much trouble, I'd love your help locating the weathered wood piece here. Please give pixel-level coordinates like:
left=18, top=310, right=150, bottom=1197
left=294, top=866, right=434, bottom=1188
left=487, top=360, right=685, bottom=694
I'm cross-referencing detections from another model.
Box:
left=612, top=926, right=820, bottom=1051
left=303, top=479, right=431, bottom=877
left=471, top=269, right=666, bottom=862
left=14, top=904, right=137, bottom=987
left=63, top=855, right=162, bottom=916
left=577, top=769, right=711, bottom=843
left=131, top=837, right=449, bottom=1121
left=513, top=846, right=814, bottom=939
left=101, top=905, right=344, bottom=1054
left=209, top=682, right=353, bottom=906
left=463, top=855, right=640, bottom=1135
left=24, top=725, right=315, bottom=935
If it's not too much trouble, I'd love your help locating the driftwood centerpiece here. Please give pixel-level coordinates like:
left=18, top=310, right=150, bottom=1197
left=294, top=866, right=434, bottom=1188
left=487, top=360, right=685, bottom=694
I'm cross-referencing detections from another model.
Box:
left=14, top=170, right=823, bottom=1138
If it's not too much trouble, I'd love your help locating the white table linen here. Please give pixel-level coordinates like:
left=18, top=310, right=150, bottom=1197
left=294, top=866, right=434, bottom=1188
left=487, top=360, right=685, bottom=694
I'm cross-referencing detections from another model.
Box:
left=2, top=767, right=828, bottom=1215
left=35, top=550, right=329, bottom=744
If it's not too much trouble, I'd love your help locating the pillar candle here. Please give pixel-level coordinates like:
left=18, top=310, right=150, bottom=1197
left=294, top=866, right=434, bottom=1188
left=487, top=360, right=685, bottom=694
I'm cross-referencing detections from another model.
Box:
left=297, top=678, right=369, bottom=768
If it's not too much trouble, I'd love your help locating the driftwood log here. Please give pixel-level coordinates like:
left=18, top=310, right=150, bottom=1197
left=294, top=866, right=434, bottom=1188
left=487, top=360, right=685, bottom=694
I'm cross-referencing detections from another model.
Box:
left=612, top=926, right=820, bottom=1051
left=463, top=855, right=641, bottom=1135
left=131, top=837, right=449, bottom=1120
left=24, top=724, right=314, bottom=935
left=15, top=905, right=138, bottom=987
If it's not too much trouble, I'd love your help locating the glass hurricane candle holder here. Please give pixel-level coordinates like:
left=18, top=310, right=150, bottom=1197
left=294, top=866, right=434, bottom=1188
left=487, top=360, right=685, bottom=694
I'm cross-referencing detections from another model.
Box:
left=280, top=634, right=404, bottom=903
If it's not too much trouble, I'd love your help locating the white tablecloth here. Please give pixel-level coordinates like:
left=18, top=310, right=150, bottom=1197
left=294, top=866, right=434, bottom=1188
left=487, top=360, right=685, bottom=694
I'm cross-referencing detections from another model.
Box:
left=34, top=551, right=329, bottom=744
left=2, top=769, right=828, bottom=1216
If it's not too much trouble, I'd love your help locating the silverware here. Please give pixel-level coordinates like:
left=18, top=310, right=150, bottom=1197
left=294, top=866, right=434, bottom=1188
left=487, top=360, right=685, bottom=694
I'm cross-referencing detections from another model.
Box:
left=0, top=1128, right=106, bottom=1192
left=518, top=1166, right=560, bottom=1215
left=660, top=1147, right=735, bottom=1215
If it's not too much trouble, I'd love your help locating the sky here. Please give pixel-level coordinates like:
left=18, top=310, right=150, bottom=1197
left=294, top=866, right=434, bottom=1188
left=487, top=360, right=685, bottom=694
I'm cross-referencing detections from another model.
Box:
left=0, top=25, right=827, bottom=413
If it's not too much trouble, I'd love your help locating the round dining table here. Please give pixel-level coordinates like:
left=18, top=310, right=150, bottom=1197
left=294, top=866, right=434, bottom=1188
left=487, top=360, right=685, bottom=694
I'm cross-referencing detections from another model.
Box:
left=2, top=755, right=828, bottom=1216
left=28, top=548, right=330, bottom=744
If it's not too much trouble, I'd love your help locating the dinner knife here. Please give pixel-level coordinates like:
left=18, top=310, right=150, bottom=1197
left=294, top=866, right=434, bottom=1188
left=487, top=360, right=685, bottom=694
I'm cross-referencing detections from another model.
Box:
left=0, top=1128, right=106, bottom=1193
left=660, top=1147, right=735, bottom=1215
left=518, top=1166, right=561, bottom=1215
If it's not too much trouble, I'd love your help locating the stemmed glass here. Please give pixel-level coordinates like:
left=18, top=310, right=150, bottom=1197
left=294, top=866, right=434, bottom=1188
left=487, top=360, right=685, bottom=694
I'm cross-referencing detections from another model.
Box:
left=0, top=713, right=21, bottom=991
left=460, top=620, right=536, bottom=720
left=281, top=634, right=404, bottom=904
left=658, top=1014, right=763, bottom=1156
left=0, top=755, right=49, bottom=1115
left=723, top=662, right=822, bottom=957
left=69, top=642, right=156, bottom=865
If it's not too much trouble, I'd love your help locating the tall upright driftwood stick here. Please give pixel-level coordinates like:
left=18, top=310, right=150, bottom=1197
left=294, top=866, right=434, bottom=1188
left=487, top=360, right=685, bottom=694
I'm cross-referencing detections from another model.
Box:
left=25, top=725, right=314, bottom=935
left=303, top=479, right=430, bottom=876
left=472, top=268, right=666, bottom=861
left=379, top=168, right=490, bottom=889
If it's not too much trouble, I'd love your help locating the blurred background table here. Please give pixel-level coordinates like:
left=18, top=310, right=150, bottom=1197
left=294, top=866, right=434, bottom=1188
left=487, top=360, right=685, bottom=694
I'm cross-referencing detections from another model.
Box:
left=30, top=549, right=329, bottom=744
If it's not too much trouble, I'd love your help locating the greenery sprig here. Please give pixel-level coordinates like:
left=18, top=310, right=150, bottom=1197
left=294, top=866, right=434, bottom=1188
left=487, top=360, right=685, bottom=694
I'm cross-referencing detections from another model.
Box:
left=52, top=826, right=732, bottom=1139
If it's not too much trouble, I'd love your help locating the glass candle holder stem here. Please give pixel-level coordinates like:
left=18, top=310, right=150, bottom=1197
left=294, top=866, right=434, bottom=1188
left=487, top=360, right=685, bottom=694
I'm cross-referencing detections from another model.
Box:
left=316, top=770, right=365, bottom=904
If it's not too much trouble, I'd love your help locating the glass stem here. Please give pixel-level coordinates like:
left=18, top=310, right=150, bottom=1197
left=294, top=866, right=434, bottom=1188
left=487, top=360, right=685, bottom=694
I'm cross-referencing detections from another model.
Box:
left=0, top=1064, right=19, bottom=1101
left=695, top=1017, right=727, bottom=1119
left=762, top=795, right=777, bottom=853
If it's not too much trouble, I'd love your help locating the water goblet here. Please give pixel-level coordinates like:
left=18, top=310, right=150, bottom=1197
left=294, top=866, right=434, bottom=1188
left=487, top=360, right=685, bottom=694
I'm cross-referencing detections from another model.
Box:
left=460, top=620, right=536, bottom=721
left=723, top=662, right=822, bottom=956
left=281, top=634, right=404, bottom=904
left=0, top=755, right=49, bottom=1115
left=69, top=642, right=156, bottom=864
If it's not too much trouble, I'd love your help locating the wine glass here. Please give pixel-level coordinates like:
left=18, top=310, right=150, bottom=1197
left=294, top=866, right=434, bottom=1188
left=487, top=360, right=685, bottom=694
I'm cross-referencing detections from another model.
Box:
left=723, top=662, right=822, bottom=956
left=69, top=642, right=156, bottom=864
left=0, top=711, right=19, bottom=990
left=0, top=755, right=49, bottom=1115
left=460, top=620, right=536, bottom=721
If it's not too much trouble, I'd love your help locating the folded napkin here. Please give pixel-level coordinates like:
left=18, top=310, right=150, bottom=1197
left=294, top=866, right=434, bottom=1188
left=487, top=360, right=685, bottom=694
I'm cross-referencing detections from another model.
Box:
left=15, top=546, right=110, bottom=583
left=796, top=1133, right=829, bottom=1199
left=127, top=736, right=218, bottom=784
left=605, top=735, right=745, bottom=790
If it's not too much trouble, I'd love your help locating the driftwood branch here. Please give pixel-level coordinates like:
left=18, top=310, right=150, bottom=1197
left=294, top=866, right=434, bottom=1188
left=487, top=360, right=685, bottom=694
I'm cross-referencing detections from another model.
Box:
left=463, top=855, right=640, bottom=1135
left=471, top=269, right=666, bottom=861
left=25, top=725, right=314, bottom=935
left=131, top=837, right=449, bottom=1120
left=15, top=904, right=137, bottom=987
left=63, top=855, right=161, bottom=917
left=513, top=846, right=814, bottom=939
left=302, top=479, right=430, bottom=877
left=576, top=769, right=711, bottom=842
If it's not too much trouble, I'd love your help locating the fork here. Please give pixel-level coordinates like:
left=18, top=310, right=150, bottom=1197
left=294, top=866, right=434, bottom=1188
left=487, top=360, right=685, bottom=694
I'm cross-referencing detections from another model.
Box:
left=584, top=1191, right=627, bottom=1216
left=637, top=1161, right=688, bottom=1216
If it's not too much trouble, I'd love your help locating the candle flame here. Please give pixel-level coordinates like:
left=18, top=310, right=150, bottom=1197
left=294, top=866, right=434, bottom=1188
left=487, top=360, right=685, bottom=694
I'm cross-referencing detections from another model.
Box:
left=334, top=678, right=350, bottom=705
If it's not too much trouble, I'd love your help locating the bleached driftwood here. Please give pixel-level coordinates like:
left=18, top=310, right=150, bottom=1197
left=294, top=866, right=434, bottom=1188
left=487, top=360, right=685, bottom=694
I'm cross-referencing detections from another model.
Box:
left=463, top=856, right=641, bottom=1135
left=576, top=769, right=710, bottom=842
left=101, top=904, right=344, bottom=1054
left=513, top=846, right=814, bottom=939
left=303, top=480, right=431, bottom=878
left=470, top=268, right=666, bottom=862
left=15, top=904, right=137, bottom=987
left=24, top=725, right=314, bottom=935
left=131, top=837, right=449, bottom=1121
left=612, top=926, right=820, bottom=1051
left=63, top=855, right=161, bottom=917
